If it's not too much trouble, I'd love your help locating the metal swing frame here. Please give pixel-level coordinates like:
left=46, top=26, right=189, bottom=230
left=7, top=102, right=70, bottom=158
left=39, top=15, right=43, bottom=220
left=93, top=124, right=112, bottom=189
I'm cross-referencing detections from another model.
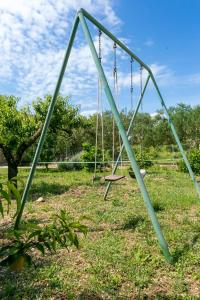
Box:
left=14, top=8, right=200, bottom=263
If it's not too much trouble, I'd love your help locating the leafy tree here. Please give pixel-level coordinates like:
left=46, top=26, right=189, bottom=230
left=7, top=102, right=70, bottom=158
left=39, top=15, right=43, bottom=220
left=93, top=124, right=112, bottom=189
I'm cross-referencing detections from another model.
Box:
left=178, top=149, right=200, bottom=175
left=0, top=95, right=84, bottom=183
left=169, top=103, right=192, bottom=146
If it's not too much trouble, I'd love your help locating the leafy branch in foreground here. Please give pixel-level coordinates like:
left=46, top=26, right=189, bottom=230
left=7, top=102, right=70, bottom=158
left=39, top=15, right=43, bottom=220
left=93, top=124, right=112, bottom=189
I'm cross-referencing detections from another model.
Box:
left=0, top=177, right=23, bottom=218
left=0, top=209, right=88, bottom=272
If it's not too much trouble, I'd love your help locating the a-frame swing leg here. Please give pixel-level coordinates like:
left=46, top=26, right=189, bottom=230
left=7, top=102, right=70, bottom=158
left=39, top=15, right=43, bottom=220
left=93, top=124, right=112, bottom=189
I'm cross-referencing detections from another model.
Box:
left=103, top=74, right=150, bottom=201
left=150, top=74, right=200, bottom=197
left=78, top=11, right=172, bottom=263
left=14, top=14, right=80, bottom=229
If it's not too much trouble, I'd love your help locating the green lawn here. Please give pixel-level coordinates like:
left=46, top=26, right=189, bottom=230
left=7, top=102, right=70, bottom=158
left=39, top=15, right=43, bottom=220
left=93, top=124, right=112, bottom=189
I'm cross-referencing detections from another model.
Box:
left=0, top=166, right=200, bottom=299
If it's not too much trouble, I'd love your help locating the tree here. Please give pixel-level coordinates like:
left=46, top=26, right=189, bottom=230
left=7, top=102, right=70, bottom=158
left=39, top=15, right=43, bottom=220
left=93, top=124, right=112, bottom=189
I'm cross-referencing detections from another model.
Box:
left=0, top=95, right=84, bottom=183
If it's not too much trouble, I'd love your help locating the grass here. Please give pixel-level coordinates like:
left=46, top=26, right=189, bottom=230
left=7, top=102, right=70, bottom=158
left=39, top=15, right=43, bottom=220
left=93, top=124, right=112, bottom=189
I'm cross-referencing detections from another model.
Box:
left=0, top=166, right=200, bottom=299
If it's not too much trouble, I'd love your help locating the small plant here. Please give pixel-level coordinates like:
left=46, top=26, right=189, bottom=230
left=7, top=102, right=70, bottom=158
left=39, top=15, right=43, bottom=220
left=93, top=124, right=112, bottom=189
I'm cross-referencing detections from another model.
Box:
left=0, top=210, right=88, bottom=272
left=57, top=152, right=83, bottom=171
left=129, top=149, right=153, bottom=170
left=57, top=162, right=74, bottom=171
left=81, top=143, right=110, bottom=172
left=0, top=178, right=22, bottom=218
left=178, top=149, right=200, bottom=175
left=70, top=152, right=83, bottom=170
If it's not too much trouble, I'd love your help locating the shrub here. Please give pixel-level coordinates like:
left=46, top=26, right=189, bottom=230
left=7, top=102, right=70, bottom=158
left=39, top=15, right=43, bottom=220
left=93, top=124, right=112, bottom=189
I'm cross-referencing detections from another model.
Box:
left=81, top=143, right=96, bottom=172
left=81, top=143, right=110, bottom=172
left=70, top=152, right=83, bottom=170
left=178, top=149, right=200, bottom=175
left=0, top=178, right=23, bottom=219
left=57, top=152, right=83, bottom=171
left=0, top=210, right=88, bottom=271
left=147, top=146, right=159, bottom=159
left=133, top=149, right=154, bottom=169
left=58, top=162, right=74, bottom=171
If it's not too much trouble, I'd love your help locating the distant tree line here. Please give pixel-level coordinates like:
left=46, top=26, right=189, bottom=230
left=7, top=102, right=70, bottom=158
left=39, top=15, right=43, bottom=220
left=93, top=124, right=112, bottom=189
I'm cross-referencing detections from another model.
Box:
left=0, top=94, right=199, bottom=181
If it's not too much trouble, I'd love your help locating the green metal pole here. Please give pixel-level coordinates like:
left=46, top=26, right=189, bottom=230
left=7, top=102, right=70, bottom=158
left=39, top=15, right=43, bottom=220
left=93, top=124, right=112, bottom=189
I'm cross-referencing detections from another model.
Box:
left=79, top=11, right=172, bottom=262
left=14, top=15, right=80, bottom=229
left=104, top=74, right=150, bottom=200
left=150, top=73, right=200, bottom=197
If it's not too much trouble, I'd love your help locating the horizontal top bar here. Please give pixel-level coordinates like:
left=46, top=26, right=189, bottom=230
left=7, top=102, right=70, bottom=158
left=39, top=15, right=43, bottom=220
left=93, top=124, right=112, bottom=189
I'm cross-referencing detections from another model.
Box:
left=78, top=8, right=151, bottom=73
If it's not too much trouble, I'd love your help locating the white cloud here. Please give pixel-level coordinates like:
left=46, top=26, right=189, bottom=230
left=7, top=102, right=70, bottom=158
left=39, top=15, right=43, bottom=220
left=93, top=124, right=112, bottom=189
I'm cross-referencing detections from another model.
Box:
left=183, top=73, right=200, bottom=85
left=1, top=0, right=199, bottom=114
left=0, top=0, right=121, bottom=111
left=144, top=39, right=154, bottom=47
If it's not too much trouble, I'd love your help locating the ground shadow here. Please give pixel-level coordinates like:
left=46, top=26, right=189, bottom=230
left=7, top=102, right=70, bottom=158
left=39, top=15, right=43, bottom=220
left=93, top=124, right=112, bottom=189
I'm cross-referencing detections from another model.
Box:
left=30, top=181, right=69, bottom=199
left=152, top=202, right=165, bottom=212
left=172, top=232, right=200, bottom=263
left=123, top=216, right=145, bottom=230
left=78, top=291, right=103, bottom=300
left=142, top=294, right=196, bottom=299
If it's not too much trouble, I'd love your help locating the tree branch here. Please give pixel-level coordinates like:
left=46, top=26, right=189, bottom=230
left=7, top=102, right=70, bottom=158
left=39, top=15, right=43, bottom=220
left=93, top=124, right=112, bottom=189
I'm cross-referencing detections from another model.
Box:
left=15, top=127, right=42, bottom=164
left=0, top=143, right=16, bottom=166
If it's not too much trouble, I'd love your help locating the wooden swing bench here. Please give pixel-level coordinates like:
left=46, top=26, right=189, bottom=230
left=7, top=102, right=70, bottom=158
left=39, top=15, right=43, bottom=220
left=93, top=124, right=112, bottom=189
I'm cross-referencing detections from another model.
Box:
left=104, top=174, right=125, bottom=182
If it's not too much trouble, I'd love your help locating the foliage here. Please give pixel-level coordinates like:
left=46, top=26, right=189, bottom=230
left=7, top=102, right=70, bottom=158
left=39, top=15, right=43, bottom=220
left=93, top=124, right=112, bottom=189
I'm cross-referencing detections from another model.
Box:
left=0, top=96, right=38, bottom=151
left=0, top=209, right=88, bottom=271
left=81, top=143, right=96, bottom=172
left=81, top=143, right=110, bottom=172
left=133, top=148, right=154, bottom=169
left=57, top=152, right=83, bottom=171
left=0, top=94, right=84, bottom=181
left=0, top=178, right=23, bottom=219
left=178, top=149, right=200, bottom=175
left=58, top=162, right=74, bottom=171
left=1, top=96, right=200, bottom=179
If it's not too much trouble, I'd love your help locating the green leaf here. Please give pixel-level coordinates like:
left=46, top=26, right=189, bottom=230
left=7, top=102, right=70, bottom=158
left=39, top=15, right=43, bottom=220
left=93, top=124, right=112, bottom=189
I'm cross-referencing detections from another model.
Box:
left=35, top=243, right=45, bottom=255
left=11, top=176, right=25, bottom=188
left=28, top=230, right=42, bottom=240
left=43, top=241, right=52, bottom=252
left=0, top=200, right=4, bottom=218
left=0, top=189, right=11, bottom=204
left=7, top=182, right=21, bottom=218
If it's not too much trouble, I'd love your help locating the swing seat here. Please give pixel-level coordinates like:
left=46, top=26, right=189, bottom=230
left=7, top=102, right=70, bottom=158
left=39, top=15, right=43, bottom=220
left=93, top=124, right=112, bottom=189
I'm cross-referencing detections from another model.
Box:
left=105, top=174, right=125, bottom=182
left=129, top=169, right=146, bottom=179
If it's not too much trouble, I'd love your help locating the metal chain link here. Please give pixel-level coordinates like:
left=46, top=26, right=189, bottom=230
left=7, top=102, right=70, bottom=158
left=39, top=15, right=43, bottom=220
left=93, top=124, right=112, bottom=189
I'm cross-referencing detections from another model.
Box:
left=130, top=57, right=134, bottom=111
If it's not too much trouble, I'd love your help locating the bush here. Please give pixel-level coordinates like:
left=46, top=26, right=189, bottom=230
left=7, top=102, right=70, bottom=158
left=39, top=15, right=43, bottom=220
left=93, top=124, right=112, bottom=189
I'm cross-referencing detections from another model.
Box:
left=133, top=148, right=154, bottom=169
left=178, top=149, right=200, bottom=175
left=0, top=210, right=88, bottom=271
left=57, top=152, right=83, bottom=171
left=58, top=162, right=74, bottom=171
left=81, top=143, right=110, bottom=172
left=70, top=152, right=83, bottom=170
left=81, top=143, right=99, bottom=172
left=147, top=146, right=159, bottom=159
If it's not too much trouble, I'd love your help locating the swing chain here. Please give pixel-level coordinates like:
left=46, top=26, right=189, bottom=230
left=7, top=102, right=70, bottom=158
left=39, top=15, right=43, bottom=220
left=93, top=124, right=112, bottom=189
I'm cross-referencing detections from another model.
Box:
left=98, top=30, right=102, bottom=63
left=140, top=65, right=144, bottom=163
left=113, top=42, right=117, bottom=76
left=130, top=57, right=134, bottom=110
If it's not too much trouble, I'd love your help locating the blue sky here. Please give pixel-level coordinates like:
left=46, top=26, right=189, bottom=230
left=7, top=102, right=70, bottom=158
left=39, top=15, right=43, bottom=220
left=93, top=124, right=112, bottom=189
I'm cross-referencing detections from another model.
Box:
left=0, top=0, right=200, bottom=115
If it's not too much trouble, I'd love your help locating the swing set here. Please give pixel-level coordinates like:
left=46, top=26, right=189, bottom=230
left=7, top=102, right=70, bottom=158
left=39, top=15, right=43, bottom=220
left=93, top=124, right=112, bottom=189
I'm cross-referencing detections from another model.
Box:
left=14, top=9, right=200, bottom=263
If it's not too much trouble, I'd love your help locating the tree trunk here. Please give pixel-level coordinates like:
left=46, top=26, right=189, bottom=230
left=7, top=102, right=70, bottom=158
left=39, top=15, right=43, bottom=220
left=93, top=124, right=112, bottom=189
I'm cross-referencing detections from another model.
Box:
left=8, top=162, right=18, bottom=187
